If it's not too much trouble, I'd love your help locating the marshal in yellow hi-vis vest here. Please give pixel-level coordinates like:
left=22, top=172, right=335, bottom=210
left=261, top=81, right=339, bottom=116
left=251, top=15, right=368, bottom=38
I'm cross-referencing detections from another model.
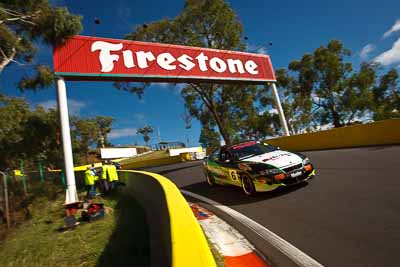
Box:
left=101, top=164, right=118, bottom=181
left=14, top=170, right=22, bottom=177
left=84, top=169, right=95, bottom=185
left=101, top=165, right=108, bottom=180
left=108, top=164, right=118, bottom=182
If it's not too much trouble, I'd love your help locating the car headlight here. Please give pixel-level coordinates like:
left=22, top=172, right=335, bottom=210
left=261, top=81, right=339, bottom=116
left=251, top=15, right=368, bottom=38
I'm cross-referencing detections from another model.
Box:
left=259, top=169, right=281, bottom=176
left=303, top=157, right=311, bottom=165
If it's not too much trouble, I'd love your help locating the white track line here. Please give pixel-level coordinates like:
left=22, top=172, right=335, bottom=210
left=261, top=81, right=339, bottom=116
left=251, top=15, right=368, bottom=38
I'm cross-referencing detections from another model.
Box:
left=181, top=190, right=324, bottom=267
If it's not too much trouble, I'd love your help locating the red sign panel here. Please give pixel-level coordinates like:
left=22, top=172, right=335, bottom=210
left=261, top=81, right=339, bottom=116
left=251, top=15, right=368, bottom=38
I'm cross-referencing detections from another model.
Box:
left=53, top=35, right=276, bottom=83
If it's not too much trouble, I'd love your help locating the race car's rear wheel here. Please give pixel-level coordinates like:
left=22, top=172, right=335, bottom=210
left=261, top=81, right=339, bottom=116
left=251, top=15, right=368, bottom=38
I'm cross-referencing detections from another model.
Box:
left=241, top=175, right=255, bottom=195
left=206, top=171, right=215, bottom=187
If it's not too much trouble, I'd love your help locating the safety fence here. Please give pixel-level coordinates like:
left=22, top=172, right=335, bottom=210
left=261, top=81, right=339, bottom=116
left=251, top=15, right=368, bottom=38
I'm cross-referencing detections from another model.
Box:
left=0, top=170, right=67, bottom=233
left=266, top=119, right=400, bottom=151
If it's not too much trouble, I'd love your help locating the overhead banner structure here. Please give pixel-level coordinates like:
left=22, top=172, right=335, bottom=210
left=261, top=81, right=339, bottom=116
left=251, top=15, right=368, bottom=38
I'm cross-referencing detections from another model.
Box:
left=52, top=35, right=288, bottom=204
left=53, top=35, right=276, bottom=83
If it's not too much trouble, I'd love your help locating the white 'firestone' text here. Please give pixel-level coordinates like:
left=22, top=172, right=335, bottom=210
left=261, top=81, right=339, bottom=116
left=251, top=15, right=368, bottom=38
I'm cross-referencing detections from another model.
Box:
left=91, top=41, right=259, bottom=75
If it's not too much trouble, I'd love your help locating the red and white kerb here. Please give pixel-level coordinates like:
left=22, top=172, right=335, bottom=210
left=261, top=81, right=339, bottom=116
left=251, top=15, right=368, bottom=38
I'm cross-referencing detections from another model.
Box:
left=190, top=203, right=269, bottom=267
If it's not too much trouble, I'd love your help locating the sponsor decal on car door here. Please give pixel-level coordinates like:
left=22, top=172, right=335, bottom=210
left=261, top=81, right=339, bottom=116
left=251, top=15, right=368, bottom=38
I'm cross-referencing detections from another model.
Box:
left=219, top=165, right=241, bottom=186
left=208, top=161, right=227, bottom=181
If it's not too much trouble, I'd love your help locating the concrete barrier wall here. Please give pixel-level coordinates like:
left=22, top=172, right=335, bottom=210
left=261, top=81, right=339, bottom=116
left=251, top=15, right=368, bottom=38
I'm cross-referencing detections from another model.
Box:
left=118, top=170, right=216, bottom=267
left=266, top=119, right=400, bottom=151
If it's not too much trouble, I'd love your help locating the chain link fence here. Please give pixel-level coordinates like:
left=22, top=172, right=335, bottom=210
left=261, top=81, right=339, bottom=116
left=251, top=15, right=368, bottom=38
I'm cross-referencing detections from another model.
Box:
left=0, top=167, right=86, bottom=237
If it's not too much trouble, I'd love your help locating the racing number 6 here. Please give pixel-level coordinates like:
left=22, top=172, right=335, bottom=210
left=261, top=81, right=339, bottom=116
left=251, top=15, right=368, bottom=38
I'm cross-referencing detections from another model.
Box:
left=229, top=170, right=238, bottom=180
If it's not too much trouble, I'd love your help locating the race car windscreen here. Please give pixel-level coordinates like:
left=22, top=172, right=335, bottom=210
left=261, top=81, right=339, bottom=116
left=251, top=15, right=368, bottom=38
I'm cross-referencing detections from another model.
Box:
left=231, top=142, right=278, bottom=160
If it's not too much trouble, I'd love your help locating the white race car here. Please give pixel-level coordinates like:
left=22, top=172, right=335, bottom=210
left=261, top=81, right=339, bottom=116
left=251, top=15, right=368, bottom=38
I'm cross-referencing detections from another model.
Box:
left=203, top=141, right=315, bottom=195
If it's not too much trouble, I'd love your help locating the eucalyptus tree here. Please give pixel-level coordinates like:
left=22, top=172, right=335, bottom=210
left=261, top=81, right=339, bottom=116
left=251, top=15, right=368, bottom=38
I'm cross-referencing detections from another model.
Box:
left=124, top=0, right=261, bottom=146
left=136, top=126, right=154, bottom=146
left=95, top=116, right=114, bottom=148
left=0, top=0, right=82, bottom=89
left=274, top=40, right=380, bottom=129
left=372, top=69, right=400, bottom=120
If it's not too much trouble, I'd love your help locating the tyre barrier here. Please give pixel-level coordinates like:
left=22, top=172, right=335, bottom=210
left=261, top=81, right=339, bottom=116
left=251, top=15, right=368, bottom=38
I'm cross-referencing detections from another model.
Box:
left=266, top=119, right=400, bottom=151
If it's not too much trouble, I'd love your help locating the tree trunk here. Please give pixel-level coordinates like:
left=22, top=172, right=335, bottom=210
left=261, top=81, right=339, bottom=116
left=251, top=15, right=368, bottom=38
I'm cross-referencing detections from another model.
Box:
left=0, top=48, right=16, bottom=73
left=189, top=83, right=233, bottom=146
left=331, top=105, right=342, bottom=128
left=210, top=105, right=232, bottom=146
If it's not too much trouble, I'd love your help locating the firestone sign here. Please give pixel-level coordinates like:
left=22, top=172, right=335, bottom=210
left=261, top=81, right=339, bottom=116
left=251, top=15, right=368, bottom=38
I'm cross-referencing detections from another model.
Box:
left=53, top=35, right=276, bottom=83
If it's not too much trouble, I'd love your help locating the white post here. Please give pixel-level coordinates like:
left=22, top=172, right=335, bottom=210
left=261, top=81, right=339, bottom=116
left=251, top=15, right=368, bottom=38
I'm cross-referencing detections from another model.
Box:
left=56, top=77, right=78, bottom=204
left=271, top=83, right=290, bottom=136
left=157, top=127, right=161, bottom=143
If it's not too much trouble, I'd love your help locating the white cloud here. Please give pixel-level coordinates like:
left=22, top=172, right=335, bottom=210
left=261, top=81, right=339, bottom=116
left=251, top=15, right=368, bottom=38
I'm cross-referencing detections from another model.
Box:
left=133, top=113, right=146, bottom=125
left=36, top=99, right=86, bottom=115
left=374, top=37, right=400, bottom=66
left=246, top=44, right=257, bottom=52
left=383, top=19, right=400, bottom=39
left=256, top=47, right=268, bottom=55
left=268, top=108, right=278, bottom=114
left=37, top=100, right=57, bottom=110
left=109, top=128, right=137, bottom=139
left=68, top=100, right=86, bottom=115
left=315, top=123, right=333, bottom=131
left=247, top=44, right=268, bottom=55
left=359, top=44, right=375, bottom=60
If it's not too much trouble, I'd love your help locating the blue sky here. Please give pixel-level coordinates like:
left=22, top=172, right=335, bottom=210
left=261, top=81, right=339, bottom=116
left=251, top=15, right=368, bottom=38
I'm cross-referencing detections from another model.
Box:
left=1, top=0, right=400, bottom=147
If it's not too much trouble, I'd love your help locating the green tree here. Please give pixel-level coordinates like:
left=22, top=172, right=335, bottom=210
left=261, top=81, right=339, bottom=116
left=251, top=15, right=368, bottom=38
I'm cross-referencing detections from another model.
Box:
left=199, top=126, right=220, bottom=148
left=125, top=0, right=257, bottom=146
left=271, top=69, right=315, bottom=134
left=0, top=96, right=115, bottom=169
left=72, top=118, right=100, bottom=164
left=0, top=0, right=82, bottom=89
left=0, top=96, right=70, bottom=169
left=0, top=95, right=30, bottom=169
left=95, top=116, right=114, bottom=148
left=136, top=126, right=154, bottom=146
left=20, top=106, right=64, bottom=168
left=275, top=40, right=377, bottom=129
left=372, top=69, right=400, bottom=120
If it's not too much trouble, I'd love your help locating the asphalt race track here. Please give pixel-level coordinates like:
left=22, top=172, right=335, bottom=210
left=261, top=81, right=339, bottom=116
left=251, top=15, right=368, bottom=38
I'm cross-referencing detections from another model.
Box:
left=144, top=146, right=400, bottom=267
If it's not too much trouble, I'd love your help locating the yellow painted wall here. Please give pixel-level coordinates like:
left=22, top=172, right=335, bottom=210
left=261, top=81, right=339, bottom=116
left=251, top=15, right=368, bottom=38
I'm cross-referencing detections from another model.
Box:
left=266, top=119, right=400, bottom=151
left=120, top=170, right=216, bottom=267
left=121, top=155, right=184, bottom=170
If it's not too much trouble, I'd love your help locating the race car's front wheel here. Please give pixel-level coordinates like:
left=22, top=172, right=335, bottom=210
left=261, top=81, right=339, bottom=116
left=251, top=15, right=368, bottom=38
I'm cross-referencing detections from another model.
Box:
left=241, top=175, right=255, bottom=195
left=206, top=171, right=215, bottom=187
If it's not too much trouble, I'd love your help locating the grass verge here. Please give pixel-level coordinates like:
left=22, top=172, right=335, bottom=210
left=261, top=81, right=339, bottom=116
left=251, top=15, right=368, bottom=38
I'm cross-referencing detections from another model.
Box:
left=0, top=189, right=149, bottom=267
